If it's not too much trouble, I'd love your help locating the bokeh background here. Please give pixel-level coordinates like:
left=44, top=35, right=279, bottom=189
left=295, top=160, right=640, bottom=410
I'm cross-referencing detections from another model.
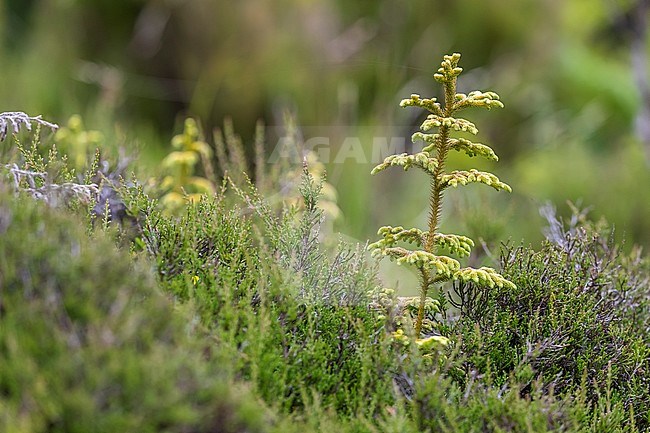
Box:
left=2, top=1, right=649, bottom=289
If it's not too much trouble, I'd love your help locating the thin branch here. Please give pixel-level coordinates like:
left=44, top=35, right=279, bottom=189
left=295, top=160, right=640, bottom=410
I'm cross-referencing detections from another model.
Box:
left=0, top=112, right=58, bottom=141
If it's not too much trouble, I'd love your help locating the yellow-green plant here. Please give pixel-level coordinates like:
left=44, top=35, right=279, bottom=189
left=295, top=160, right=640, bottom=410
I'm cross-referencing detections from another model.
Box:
left=159, top=118, right=215, bottom=212
left=370, top=53, right=516, bottom=335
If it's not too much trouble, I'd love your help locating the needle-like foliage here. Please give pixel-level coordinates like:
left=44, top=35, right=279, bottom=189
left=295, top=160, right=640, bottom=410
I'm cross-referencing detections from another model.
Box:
left=370, top=53, right=515, bottom=335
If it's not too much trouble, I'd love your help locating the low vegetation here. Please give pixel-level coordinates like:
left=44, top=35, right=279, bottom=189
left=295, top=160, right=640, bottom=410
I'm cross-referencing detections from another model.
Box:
left=1, top=50, right=649, bottom=432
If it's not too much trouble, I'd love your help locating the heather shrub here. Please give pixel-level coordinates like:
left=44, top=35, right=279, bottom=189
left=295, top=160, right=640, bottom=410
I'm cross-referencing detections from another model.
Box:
left=448, top=205, right=650, bottom=430
left=136, top=171, right=398, bottom=416
left=0, top=192, right=277, bottom=433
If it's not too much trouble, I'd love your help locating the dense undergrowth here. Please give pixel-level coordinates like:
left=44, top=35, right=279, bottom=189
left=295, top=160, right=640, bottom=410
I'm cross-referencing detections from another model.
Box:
left=1, top=115, right=650, bottom=432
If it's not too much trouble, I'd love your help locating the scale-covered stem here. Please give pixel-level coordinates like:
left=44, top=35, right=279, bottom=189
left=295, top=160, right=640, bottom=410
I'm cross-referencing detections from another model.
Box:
left=444, top=77, right=457, bottom=117
left=425, top=133, right=446, bottom=253
left=415, top=269, right=431, bottom=336
left=425, top=76, right=455, bottom=254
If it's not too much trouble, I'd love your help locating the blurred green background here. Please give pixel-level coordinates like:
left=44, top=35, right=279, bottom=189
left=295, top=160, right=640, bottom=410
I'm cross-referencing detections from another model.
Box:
left=2, top=0, right=649, bottom=281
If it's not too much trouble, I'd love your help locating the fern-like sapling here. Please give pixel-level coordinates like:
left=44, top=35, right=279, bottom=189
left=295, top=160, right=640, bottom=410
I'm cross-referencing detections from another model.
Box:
left=370, top=53, right=516, bottom=335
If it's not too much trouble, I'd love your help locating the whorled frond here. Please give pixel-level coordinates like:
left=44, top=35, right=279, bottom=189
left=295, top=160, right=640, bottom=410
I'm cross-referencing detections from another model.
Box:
left=454, top=91, right=504, bottom=111
left=369, top=226, right=425, bottom=251
left=454, top=266, right=516, bottom=289
left=411, top=133, right=442, bottom=155
left=371, top=152, right=438, bottom=175
left=375, top=247, right=460, bottom=279
left=421, top=115, right=478, bottom=135
left=412, top=134, right=499, bottom=162
left=0, top=112, right=58, bottom=141
left=162, top=151, right=199, bottom=168
left=400, top=94, right=443, bottom=116
left=430, top=233, right=474, bottom=257
left=439, top=169, right=512, bottom=192
left=395, top=250, right=460, bottom=279
left=448, top=138, right=499, bottom=160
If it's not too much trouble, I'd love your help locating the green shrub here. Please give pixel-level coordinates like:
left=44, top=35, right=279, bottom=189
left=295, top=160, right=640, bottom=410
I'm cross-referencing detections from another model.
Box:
left=448, top=205, right=650, bottom=430
left=411, top=372, right=573, bottom=432
left=137, top=172, right=398, bottom=417
left=0, top=192, right=277, bottom=433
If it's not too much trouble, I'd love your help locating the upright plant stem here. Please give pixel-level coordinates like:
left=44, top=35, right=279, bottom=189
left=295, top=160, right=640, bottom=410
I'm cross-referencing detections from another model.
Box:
left=416, top=269, right=430, bottom=335
left=372, top=54, right=511, bottom=337
left=417, top=77, right=456, bottom=336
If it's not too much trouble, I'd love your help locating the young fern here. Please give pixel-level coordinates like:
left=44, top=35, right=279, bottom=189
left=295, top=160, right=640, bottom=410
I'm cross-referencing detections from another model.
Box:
left=370, top=53, right=516, bottom=335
